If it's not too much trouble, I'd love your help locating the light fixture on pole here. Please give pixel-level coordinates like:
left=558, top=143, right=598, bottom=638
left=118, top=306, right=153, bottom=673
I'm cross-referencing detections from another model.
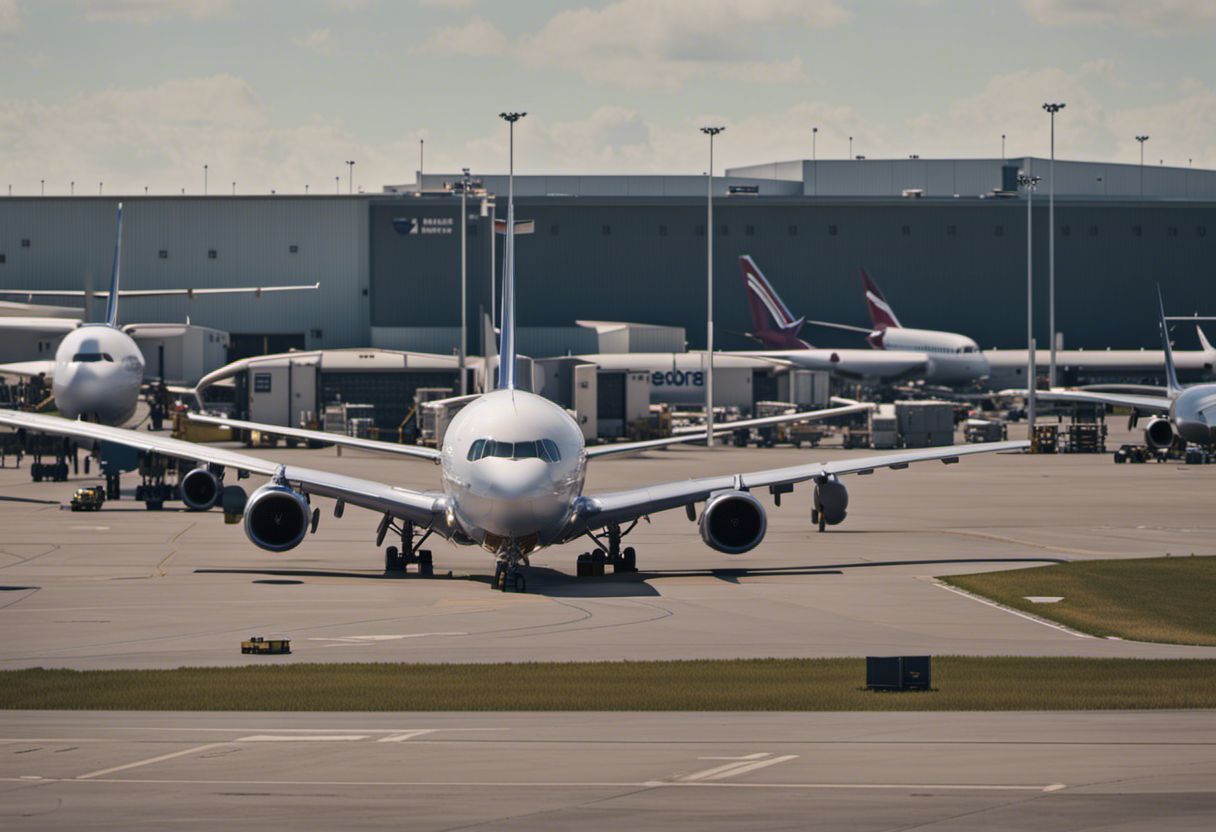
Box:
left=811, top=126, right=818, bottom=196
left=232, top=181, right=236, bottom=196
left=1018, top=172, right=1041, bottom=441
left=346, top=160, right=355, bottom=195
left=1135, top=135, right=1150, bottom=195
left=40, top=179, right=44, bottom=196
left=700, top=125, right=725, bottom=448
left=1002, top=133, right=1006, bottom=159
left=458, top=167, right=471, bottom=396
left=204, top=164, right=208, bottom=196
left=1042, top=101, right=1065, bottom=387
left=848, top=135, right=853, bottom=158
left=419, top=139, right=425, bottom=191
left=335, top=175, right=340, bottom=194
left=70, top=181, right=74, bottom=195
left=497, top=112, right=526, bottom=389
left=99, top=182, right=103, bottom=195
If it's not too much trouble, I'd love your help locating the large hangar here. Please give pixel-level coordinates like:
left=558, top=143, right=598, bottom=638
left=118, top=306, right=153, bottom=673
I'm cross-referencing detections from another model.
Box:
left=2, top=156, right=1213, bottom=360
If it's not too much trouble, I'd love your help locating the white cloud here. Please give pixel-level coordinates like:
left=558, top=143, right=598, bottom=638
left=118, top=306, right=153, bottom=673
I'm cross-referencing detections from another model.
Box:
left=1020, top=0, right=1216, bottom=33
left=1106, top=79, right=1216, bottom=165
left=0, top=0, right=20, bottom=33
left=78, top=0, right=231, bottom=24
left=416, top=0, right=473, bottom=9
left=417, top=0, right=846, bottom=91
left=416, top=16, right=507, bottom=56
left=294, top=28, right=335, bottom=56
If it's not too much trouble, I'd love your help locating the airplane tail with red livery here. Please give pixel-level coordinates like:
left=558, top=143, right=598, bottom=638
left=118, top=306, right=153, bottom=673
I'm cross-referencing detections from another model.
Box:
left=739, top=255, right=809, bottom=349
left=860, top=268, right=902, bottom=331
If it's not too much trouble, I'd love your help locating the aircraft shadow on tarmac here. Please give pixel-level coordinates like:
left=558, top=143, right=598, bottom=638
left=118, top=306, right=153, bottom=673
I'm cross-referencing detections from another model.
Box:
left=194, top=557, right=1062, bottom=599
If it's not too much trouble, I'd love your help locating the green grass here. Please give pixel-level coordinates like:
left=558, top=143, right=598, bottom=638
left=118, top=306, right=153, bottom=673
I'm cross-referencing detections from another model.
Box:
left=942, top=556, right=1216, bottom=645
left=2, top=658, right=1215, bottom=711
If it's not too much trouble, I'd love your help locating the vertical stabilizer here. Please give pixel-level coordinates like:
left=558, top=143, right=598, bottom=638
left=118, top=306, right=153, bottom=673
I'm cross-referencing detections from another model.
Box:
left=1158, top=286, right=1182, bottom=396
left=738, top=255, right=808, bottom=349
left=104, top=203, right=124, bottom=327
left=860, top=268, right=901, bottom=330
left=1196, top=325, right=1214, bottom=355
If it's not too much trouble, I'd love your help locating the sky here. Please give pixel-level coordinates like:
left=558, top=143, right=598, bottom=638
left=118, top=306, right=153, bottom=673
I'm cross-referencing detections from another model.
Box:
left=1, top=0, right=1214, bottom=195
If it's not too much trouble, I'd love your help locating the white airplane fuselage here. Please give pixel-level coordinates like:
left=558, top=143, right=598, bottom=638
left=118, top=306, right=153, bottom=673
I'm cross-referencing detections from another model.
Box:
left=869, top=328, right=989, bottom=385
left=1169, top=384, right=1216, bottom=445
left=51, top=324, right=145, bottom=425
left=441, top=388, right=587, bottom=552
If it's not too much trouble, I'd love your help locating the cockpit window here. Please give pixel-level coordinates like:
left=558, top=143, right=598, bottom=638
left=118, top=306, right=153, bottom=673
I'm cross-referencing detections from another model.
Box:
left=71, top=352, right=113, bottom=362
left=467, top=438, right=563, bottom=462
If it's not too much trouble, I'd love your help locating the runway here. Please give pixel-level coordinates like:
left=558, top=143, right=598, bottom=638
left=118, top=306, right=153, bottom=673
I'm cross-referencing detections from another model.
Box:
left=2, top=428, right=1215, bottom=669
left=2, top=710, right=1214, bottom=830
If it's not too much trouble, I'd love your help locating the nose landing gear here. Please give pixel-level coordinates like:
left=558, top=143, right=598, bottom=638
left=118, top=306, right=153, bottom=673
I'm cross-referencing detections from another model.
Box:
left=493, top=543, right=527, bottom=593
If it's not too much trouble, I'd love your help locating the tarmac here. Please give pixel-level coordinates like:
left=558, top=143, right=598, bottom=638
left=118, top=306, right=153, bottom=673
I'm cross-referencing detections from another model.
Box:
left=2, top=710, right=1214, bottom=830
left=1, top=425, right=1214, bottom=669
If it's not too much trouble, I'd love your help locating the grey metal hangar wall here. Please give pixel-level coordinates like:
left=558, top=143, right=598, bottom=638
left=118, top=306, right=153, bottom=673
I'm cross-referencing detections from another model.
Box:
left=368, top=195, right=1215, bottom=354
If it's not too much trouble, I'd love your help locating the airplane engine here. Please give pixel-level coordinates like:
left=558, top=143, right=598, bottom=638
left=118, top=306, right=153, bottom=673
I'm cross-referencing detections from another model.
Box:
left=812, top=475, right=849, bottom=528
left=699, top=490, right=767, bottom=554
left=244, top=483, right=310, bottom=553
left=1144, top=416, right=1175, bottom=450
left=180, top=467, right=222, bottom=511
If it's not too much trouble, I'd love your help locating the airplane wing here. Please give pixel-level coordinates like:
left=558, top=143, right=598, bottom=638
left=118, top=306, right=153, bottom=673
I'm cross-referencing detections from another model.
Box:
left=0, top=317, right=80, bottom=335
left=0, top=284, right=320, bottom=300
left=1000, top=388, right=1171, bottom=413
left=584, top=402, right=872, bottom=459
left=0, top=410, right=445, bottom=528
left=0, top=360, right=55, bottom=379
left=572, top=440, right=1028, bottom=530
left=188, top=413, right=443, bottom=463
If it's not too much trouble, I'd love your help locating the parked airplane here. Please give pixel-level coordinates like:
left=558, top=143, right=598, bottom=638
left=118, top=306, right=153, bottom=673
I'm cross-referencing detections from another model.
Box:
left=738, top=256, right=988, bottom=385
left=0, top=133, right=1025, bottom=590
left=1012, top=290, right=1216, bottom=450
left=0, top=204, right=317, bottom=425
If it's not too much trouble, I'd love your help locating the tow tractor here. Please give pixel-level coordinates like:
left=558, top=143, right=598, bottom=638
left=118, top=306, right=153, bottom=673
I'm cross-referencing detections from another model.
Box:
left=69, top=485, right=106, bottom=512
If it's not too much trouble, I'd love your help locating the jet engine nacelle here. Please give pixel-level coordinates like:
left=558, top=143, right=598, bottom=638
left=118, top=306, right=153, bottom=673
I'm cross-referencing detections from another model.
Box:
left=1144, top=416, right=1175, bottom=451
left=180, top=466, right=222, bottom=511
left=243, top=482, right=310, bottom=553
left=699, top=490, right=767, bottom=554
left=813, top=475, right=849, bottom=526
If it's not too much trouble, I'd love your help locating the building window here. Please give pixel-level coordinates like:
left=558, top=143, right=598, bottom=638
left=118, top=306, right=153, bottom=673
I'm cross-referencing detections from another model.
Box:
left=1061, top=225, right=1071, bottom=237
left=289, top=244, right=299, bottom=253
left=601, top=225, right=610, bottom=236
left=658, top=224, right=668, bottom=237
left=994, top=225, right=1004, bottom=237
left=20, top=238, right=30, bottom=248
left=787, top=225, right=798, bottom=236
left=208, top=249, right=218, bottom=259
left=1133, top=225, right=1143, bottom=237
left=828, top=225, right=838, bottom=236
left=1198, top=226, right=1207, bottom=238
left=946, top=225, right=957, bottom=236
left=745, top=224, right=755, bottom=237
left=719, top=224, right=729, bottom=237
left=310, top=328, right=323, bottom=339
left=901, top=225, right=911, bottom=236
left=1088, top=226, right=1099, bottom=237
left=158, top=249, right=168, bottom=259
left=1168, top=226, right=1178, bottom=237
left=0, top=254, right=5, bottom=264
left=695, top=225, right=705, bottom=236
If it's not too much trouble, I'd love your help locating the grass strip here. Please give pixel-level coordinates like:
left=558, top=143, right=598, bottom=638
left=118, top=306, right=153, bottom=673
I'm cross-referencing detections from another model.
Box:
left=941, top=556, right=1216, bottom=645
left=2, top=658, right=1215, bottom=711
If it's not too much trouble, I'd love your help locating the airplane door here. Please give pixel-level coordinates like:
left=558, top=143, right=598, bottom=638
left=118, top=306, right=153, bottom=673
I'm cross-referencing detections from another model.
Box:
left=573, top=364, right=597, bottom=441
left=248, top=365, right=289, bottom=426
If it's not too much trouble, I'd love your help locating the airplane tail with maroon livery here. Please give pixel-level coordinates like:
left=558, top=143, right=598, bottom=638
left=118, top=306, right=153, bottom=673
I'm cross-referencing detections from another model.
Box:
left=740, top=255, right=810, bottom=349
left=860, top=268, right=902, bottom=331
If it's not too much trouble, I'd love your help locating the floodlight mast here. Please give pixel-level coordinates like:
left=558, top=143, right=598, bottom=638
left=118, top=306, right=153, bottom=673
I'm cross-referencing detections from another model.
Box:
left=700, top=125, right=725, bottom=447
left=1042, top=102, right=1065, bottom=386
left=497, top=112, right=526, bottom=390
left=1019, top=172, right=1041, bottom=440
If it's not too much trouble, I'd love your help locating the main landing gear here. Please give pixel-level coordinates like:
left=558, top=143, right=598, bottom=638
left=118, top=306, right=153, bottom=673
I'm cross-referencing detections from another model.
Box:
left=577, top=521, right=638, bottom=578
left=381, top=518, right=435, bottom=577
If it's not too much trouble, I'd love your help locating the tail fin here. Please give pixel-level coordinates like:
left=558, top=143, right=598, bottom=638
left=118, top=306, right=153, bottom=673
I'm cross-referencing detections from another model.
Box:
left=496, top=189, right=517, bottom=389
left=1158, top=285, right=1182, bottom=396
left=739, top=255, right=807, bottom=349
left=104, top=203, right=123, bottom=327
left=1197, top=324, right=1214, bottom=355
left=860, top=268, right=901, bottom=330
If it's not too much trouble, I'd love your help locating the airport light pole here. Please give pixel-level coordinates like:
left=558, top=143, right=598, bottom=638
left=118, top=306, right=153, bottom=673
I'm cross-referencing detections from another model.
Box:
left=419, top=139, right=425, bottom=191
left=70, top=181, right=74, bottom=196
left=701, top=125, right=724, bottom=447
left=1002, top=133, right=1006, bottom=159
left=848, top=135, right=853, bottom=158
left=498, top=112, right=526, bottom=388
left=204, top=164, right=208, bottom=196
left=459, top=167, right=470, bottom=396
left=346, top=160, right=355, bottom=195
left=811, top=126, right=818, bottom=196
left=1136, top=135, right=1149, bottom=195
left=1042, top=102, right=1065, bottom=387
left=1019, top=173, right=1041, bottom=440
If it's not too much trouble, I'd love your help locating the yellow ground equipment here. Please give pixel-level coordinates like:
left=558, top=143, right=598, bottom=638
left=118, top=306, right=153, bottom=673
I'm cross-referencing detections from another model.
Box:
left=241, top=636, right=292, bottom=655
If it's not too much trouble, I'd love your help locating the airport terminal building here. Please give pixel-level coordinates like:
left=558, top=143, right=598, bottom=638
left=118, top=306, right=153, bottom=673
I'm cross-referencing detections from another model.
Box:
left=1, top=156, right=1214, bottom=361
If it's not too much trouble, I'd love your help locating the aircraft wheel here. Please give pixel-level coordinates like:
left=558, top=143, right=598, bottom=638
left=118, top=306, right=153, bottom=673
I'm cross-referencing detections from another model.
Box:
left=419, top=550, right=434, bottom=577
left=385, top=545, right=399, bottom=572
left=513, top=573, right=526, bottom=593
left=818, top=514, right=826, bottom=533
left=145, top=500, right=163, bottom=511
left=620, top=546, right=637, bottom=573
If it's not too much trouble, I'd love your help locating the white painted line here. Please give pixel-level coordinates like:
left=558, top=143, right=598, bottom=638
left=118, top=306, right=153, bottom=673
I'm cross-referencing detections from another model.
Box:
left=697, top=753, right=770, bottom=761
left=379, top=730, right=438, bottom=743
left=237, top=735, right=367, bottom=742
left=307, top=633, right=467, bottom=643
left=76, top=742, right=229, bottom=780
left=1024, top=596, right=1064, bottom=604
left=933, top=581, right=1093, bottom=638
left=698, top=755, right=799, bottom=781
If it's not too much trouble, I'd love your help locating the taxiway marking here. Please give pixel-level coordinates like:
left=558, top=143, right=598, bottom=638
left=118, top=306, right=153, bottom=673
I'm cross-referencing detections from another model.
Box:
left=237, top=735, right=367, bottom=742
left=932, top=580, right=1092, bottom=638
left=76, top=743, right=229, bottom=780
left=677, top=753, right=799, bottom=782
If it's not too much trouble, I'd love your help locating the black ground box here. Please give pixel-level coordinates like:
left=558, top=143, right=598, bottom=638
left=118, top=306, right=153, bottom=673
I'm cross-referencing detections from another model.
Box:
left=866, top=656, right=932, bottom=691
